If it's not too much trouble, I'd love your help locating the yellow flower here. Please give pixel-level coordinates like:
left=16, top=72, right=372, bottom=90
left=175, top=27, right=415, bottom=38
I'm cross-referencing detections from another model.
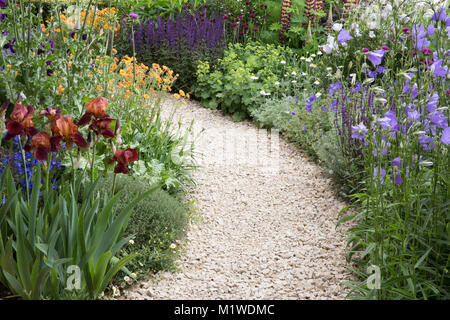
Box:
left=144, top=94, right=150, bottom=99
left=112, top=48, right=117, bottom=54
left=119, top=69, right=126, bottom=75
left=180, top=99, right=187, bottom=105
left=179, top=90, right=185, bottom=97
left=174, top=93, right=180, bottom=99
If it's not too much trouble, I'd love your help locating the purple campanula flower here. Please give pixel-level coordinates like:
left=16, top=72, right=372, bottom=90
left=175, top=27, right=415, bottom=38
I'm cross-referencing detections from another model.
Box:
left=441, top=127, right=450, bottom=144
left=431, top=59, right=448, bottom=77
left=351, top=122, right=368, bottom=140
left=129, top=12, right=139, bottom=19
left=407, top=109, right=421, bottom=122
left=374, top=167, right=386, bottom=186
left=393, top=175, right=403, bottom=186
left=427, top=24, right=435, bottom=36
left=368, top=50, right=385, bottom=67
left=392, top=156, right=402, bottom=169
left=337, top=29, right=352, bottom=43
left=427, top=92, right=439, bottom=113
left=412, top=25, right=430, bottom=51
left=429, top=111, right=448, bottom=129
left=432, top=8, right=448, bottom=21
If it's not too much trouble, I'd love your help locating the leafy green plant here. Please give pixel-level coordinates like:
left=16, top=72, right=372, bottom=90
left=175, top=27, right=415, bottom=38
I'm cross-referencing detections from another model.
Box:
left=103, top=174, right=188, bottom=278
left=194, top=41, right=305, bottom=121
left=0, top=166, right=159, bottom=299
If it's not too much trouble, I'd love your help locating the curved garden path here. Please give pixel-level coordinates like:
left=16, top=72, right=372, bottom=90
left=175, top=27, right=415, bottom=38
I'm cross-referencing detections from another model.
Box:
left=124, top=97, right=353, bottom=300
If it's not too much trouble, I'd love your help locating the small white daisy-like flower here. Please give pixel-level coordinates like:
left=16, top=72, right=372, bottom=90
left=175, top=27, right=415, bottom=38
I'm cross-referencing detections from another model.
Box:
left=300, top=56, right=305, bottom=60
left=131, top=273, right=137, bottom=279
left=326, top=67, right=332, bottom=71
left=314, top=80, right=320, bottom=85
left=260, top=90, right=266, bottom=95
left=317, top=51, right=322, bottom=55
left=316, top=92, right=322, bottom=98
left=302, top=72, right=307, bottom=76
left=124, top=276, right=131, bottom=282
left=310, top=63, right=317, bottom=68
left=274, top=81, right=280, bottom=85
left=129, top=239, right=134, bottom=245
left=112, top=286, right=120, bottom=296
left=311, top=54, right=316, bottom=58
left=291, top=71, right=297, bottom=75
left=280, top=60, right=286, bottom=64
left=305, top=58, right=312, bottom=63
left=170, top=243, right=177, bottom=249
left=250, top=76, right=258, bottom=80
left=291, top=80, right=297, bottom=84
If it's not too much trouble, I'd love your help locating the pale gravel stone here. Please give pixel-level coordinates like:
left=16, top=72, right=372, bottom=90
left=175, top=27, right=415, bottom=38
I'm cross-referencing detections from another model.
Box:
left=124, top=97, right=355, bottom=300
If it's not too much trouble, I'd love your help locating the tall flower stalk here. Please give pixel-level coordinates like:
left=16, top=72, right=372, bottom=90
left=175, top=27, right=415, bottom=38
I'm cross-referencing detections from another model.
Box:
left=279, top=0, right=292, bottom=43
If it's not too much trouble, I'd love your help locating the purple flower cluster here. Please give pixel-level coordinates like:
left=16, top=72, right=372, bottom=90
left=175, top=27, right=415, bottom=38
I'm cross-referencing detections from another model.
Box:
left=131, top=9, right=225, bottom=55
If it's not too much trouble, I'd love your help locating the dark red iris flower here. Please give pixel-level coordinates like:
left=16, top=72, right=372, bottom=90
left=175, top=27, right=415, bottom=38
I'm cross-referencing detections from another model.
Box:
left=89, top=115, right=115, bottom=138
left=4, top=103, right=38, bottom=140
left=24, top=131, right=55, bottom=161
left=108, top=148, right=138, bottom=174
left=51, top=115, right=88, bottom=150
left=77, top=97, right=117, bottom=139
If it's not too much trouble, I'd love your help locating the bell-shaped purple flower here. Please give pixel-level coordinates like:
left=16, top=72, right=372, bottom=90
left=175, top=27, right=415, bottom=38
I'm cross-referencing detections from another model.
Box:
left=441, top=127, right=450, bottom=145
left=337, top=29, right=352, bottom=43
left=368, top=50, right=385, bottom=67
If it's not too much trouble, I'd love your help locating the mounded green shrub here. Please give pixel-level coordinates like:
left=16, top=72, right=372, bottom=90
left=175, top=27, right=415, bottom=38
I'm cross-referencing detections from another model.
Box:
left=103, top=174, right=189, bottom=276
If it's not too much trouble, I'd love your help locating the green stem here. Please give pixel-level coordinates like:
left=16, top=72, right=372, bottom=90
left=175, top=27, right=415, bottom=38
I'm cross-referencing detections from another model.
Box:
left=17, top=136, right=30, bottom=202
left=90, top=138, right=96, bottom=183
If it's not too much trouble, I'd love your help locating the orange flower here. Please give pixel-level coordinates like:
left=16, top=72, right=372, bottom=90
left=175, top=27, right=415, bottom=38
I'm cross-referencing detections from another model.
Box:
left=144, top=94, right=150, bottom=99
left=173, top=93, right=180, bottom=99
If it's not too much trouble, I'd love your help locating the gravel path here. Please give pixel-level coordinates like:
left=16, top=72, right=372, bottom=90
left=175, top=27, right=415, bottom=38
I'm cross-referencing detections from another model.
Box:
left=124, top=98, right=353, bottom=300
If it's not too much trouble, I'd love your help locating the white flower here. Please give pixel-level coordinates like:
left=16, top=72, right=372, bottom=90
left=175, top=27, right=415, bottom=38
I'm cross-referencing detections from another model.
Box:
left=300, top=56, right=306, bottom=60
left=291, top=71, right=297, bottom=75
left=369, top=31, right=375, bottom=38
left=291, top=80, right=297, bottom=84
left=274, top=81, right=280, bottom=85
left=124, top=276, right=133, bottom=285
left=315, top=92, right=322, bottom=98
left=305, top=57, right=312, bottom=63
left=326, top=67, right=332, bottom=71
left=332, top=23, right=343, bottom=32
left=170, top=243, right=177, bottom=249
left=280, top=60, right=286, bottom=64
left=310, top=63, right=317, bottom=68
left=129, top=239, right=134, bottom=245
left=317, top=51, right=322, bottom=55
left=314, top=80, right=320, bottom=85
left=131, top=273, right=137, bottom=279
left=112, top=286, right=120, bottom=296
left=301, top=72, right=307, bottom=76
left=311, top=54, right=316, bottom=58
left=250, top=76, right=258, bottom=80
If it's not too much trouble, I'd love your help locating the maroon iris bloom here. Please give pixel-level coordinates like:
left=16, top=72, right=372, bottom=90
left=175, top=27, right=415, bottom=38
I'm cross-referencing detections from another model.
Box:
left=4, top=103, right=38, bottom=140
left=108, top=148, right=138, bottom=174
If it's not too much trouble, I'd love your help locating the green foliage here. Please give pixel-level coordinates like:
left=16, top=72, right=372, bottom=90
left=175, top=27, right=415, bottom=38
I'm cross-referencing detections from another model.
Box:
left=194, top=42, right=303, bottom=120
left=109, top=102, right=197, bottom=193
left=0, top=166, right=158, bottom=299
left=104, top=174, right=188, bottom=276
